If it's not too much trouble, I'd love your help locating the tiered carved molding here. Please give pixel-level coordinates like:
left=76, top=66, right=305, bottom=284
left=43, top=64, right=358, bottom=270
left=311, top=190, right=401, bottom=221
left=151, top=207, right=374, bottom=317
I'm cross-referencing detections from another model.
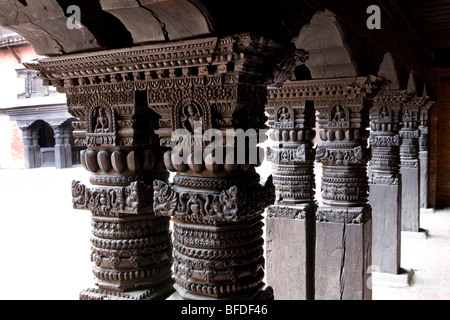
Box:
left=312, top=76, right=385, bottom=300
left=370, top=90, right=409, bottom=186
left=266, top=81, right=316, bottom=215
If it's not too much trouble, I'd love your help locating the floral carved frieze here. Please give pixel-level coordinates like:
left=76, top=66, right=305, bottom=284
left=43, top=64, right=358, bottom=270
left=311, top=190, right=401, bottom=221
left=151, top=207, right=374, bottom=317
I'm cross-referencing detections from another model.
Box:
left=266, top=204, right=316, bottom=220
left=316, top=205, right=372, bottom=224
left=72, top=180, right=153, bottom=215
left=316, top=145, right=370, bottom=166
left=266, top=144, right=315, bottom=164
left=153, top=178, right=275, bottom=225
left=369, top=134, right=401, bottom=147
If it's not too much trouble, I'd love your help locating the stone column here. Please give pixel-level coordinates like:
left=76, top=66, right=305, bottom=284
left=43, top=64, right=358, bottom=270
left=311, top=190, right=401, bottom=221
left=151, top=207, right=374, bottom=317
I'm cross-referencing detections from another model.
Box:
left=19, top=124, right=41, bottom=169
left=369, top=90, right=408, bottom=274
left=400, top=97, right=424, bottom=232
left=32, top=126, right=42, bottom=168
left=419, top=100, right=435, bottom=209
left=313, top=76, right=384, bottom=300
left=52, top=125, right=72, bottom=169
left=148, top=35, right=283, bottom=300
left=265, top=82, right=316, bottom=300
left=63, top=124, right=73, bottom=168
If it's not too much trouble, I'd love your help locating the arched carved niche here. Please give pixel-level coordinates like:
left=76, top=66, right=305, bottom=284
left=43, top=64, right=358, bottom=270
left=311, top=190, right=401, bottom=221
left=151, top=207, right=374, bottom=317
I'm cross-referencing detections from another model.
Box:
left=86, top=100, right=116, bottom=147
left=328, top=103, right=350, bottom=128
left=174, top=92, right=211, bottom=132
left=274, top=106, right=295, bottom=129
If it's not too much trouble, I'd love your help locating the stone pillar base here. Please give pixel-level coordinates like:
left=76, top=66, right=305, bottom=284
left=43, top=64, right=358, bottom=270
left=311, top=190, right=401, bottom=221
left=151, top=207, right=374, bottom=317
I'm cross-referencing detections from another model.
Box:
left=402, top=229, right=428, bottom=239
left=372, top=268, right=414, bottom=288
left=80, top=281, right=174, bottom=300
left=266, top=204, right=315, bottom=300
left=315, top=206, right=372, bottom=300
left=167, top=286, right=274, bottom=300
left=370, top=184, right=401, bottom=274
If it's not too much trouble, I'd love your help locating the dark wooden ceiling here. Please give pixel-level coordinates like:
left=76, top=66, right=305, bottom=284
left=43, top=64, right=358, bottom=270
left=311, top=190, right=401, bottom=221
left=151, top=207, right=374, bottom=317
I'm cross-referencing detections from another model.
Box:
left=397, top=0, right=450, bottom=66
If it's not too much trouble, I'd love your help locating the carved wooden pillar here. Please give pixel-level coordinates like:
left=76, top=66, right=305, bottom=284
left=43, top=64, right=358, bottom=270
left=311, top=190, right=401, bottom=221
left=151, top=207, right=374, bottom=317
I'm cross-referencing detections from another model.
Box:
left=70, top=92, right=173, bottom=300
left=313, top=76, right=384, bottom=300
left=26, top=56, right=174, bottom=300
left=369, top=90, right=408, bottom=274
left=148, top=35, right=279, bottom=300
left=419, top=100, right=435, bottom=209
left=400, top=97, right=424, bottom=232
left=265, top=81, right=316, bottom=300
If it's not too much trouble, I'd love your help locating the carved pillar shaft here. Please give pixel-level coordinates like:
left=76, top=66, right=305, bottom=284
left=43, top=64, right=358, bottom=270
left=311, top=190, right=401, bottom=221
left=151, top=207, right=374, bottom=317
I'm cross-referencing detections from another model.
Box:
left=312, top=76, right=384, bottom=300
left=400, top=97, right=424, bottom=232
left=148, top=35, right=279, bottom=300
left=419, top=101, right=435, bottom=209
left=265, top=82, right=316, bottom=300
left=369, top=90, right=407, bottom=274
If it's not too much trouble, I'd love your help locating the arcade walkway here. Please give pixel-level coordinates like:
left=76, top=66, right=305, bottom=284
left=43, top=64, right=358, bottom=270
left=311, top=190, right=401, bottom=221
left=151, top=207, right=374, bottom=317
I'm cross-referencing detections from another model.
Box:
left=0, top=166, right=448, bottom=300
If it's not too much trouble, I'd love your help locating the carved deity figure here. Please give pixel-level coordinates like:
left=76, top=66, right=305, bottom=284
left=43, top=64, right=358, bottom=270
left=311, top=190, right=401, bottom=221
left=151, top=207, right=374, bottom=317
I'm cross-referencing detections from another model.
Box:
left=332, top=105, right=346, bottom=123
left=403, top=109, right=411, bottom=121
left=278, top=107, right=291, bottom=123
left=181, top=105, right=201, bottom=132
left=94, top=107, right=109, bottom=133
left=379, top=106, right=389, bottom=120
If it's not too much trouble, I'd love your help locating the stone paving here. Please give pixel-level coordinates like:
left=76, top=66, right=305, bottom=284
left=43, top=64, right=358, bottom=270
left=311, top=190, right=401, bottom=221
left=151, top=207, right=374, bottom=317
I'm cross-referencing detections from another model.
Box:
left=0, top=166, right=448, bottom=300
left=372, top=208, right=450, bottom=300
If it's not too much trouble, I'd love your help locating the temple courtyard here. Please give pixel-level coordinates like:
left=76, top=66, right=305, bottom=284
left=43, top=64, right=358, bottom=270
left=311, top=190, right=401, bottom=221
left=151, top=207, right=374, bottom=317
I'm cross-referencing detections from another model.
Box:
left=0, top=165, right=448, bottom=300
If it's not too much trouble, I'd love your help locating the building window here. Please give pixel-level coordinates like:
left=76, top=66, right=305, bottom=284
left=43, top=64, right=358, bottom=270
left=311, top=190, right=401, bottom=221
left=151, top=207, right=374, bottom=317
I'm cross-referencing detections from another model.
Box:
left=16, top=69, right=56, bottom=99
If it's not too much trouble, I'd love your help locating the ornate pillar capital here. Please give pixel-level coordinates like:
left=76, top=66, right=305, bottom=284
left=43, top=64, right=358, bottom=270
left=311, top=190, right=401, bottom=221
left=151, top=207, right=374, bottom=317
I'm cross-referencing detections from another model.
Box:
left=266, top=81, right=316, bottom=209
left=399, top=96, right=429, bottom=165
left=369, top=89, right=409, bottom=185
